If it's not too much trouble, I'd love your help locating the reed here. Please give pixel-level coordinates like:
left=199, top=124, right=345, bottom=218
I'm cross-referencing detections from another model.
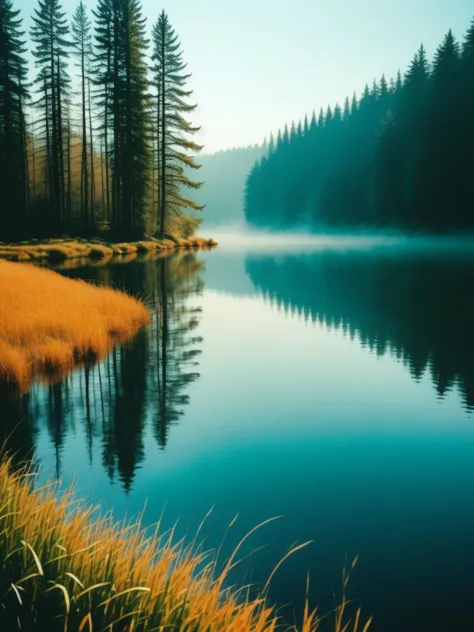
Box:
left=0, top=458, right=372, bottom=632
left=0, top=261, right=150, bottom=391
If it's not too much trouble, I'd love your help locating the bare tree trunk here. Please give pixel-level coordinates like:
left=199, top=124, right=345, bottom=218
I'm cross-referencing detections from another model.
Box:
left=104, top=30, right=111, bottom=223
left=159, top=24, right=166, bottom=239
left=44, top=75, right=52, bottom=208
left=67, top=114, right=72, bottom=226
left=19, top=84, right=29, bottom=228
left=100, top=137, right=105, bottom=221
left=88, top=78, right=95, bottom=230
left=56, top=56, right=65, bottom=230
left=49, top=46, right=59, bottom=225
left=112, top=11, right=120, bottom=233
left=81, top=36, right=89, bottom=230
left=31, top=116, right=36, bottom=203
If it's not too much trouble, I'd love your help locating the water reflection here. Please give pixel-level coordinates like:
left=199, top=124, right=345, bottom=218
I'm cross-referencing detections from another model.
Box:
left=245, top=249, right=474, bottom=409
left=0, top=254, right=204, bottom=489
left=2, top=243, right=474, bottom=631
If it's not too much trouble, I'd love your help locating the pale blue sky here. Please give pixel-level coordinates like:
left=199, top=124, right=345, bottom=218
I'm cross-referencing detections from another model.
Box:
left=19, top=0, right=474, bottom=152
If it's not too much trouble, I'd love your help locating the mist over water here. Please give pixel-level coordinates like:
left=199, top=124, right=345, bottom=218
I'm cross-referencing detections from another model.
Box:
left=208, top=224, right=474, bottom=254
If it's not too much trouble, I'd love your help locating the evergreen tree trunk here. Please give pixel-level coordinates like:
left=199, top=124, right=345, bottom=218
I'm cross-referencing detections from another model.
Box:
left=56, top=57, right=66, bottom=229
left=81, top=39, right=89, bottom=228
left=112, top=10, right=120, bottom=232
left=100, top=137, right=105, bottom=218
left=88, top=78, right=95, bottom=228
left=67, top=115, right=72, bottom=224
left=159, top=24, right=166, bottom=239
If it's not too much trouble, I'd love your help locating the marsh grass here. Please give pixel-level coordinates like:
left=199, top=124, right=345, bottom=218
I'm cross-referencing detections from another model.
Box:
left=0, top=261, right=150, bottom=391
left=0, top=237, right=218, bottom=264
left=0, top=458, right=372, bottom=632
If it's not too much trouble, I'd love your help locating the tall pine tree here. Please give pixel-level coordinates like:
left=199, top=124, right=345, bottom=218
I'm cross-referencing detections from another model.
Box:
left=151, top=10, right=203, bottom=239
left=0, top=0, right=29, bottom=240
left=71, top=0, right=92, bottom=231
left=30, top=0, right=71, bottom=234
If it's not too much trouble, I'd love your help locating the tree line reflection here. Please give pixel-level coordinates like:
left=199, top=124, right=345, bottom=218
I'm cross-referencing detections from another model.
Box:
left=246, top=249, right=474, bottom=410
left=0, top=254, right=204, bottom=491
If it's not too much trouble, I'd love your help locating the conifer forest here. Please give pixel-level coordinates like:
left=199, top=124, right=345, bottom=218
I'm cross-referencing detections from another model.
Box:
left=0, top=0, right=203, bottom=242
left=245, top=21, right=474, bottom=232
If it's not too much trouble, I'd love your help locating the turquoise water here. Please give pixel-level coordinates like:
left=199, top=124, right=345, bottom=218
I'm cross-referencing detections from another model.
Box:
left=3, top=235, right=474, bottom=630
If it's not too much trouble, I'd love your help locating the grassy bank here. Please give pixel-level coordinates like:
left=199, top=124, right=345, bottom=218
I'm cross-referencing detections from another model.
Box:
left=0, top=236, right=218, bottom=264
left=0, top=261, right=150, bottom=391
left=0, top=458, right=371, bottom=632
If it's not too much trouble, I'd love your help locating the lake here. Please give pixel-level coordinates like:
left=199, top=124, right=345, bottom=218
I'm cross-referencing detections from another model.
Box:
left=2, top=232, right=474, bottom=631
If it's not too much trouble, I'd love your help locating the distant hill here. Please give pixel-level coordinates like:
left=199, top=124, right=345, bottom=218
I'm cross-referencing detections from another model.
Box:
left=190, top=145, right=264, bottom=227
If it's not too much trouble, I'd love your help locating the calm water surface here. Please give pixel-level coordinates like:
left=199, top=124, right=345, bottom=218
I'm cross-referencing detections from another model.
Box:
left=3, top=234, right=474, bottom=631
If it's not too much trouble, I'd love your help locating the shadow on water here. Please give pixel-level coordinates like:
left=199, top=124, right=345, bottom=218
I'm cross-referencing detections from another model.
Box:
left=0, top=253, right=205, bottom=489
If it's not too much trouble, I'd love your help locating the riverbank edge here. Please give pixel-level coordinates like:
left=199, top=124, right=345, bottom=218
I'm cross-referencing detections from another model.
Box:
left=0, top=235, right=218, bottom=264
left=0, top=260, right=151, bottom=391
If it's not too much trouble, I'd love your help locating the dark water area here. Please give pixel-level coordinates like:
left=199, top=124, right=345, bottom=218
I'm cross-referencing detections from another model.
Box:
left=2, top=234, right=474, bottom=631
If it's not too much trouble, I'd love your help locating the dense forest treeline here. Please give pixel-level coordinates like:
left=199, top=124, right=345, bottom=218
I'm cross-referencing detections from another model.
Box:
left=0, top=0, right=203, bottom=242
left=245, top=18, right=474, bottom=231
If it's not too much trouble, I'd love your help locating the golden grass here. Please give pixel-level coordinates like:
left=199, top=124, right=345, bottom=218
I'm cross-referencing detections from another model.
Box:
left=0, top=458, right=372, bottom=632
left=0, top=237, right=218, bottom=264
left=0, top=260, right=150, bottom=391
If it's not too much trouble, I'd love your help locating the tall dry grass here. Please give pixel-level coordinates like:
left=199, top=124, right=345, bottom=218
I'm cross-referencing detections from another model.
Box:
left=0, top=260, right=150, bottom=391
left=0, top=458, right=372, bottom=632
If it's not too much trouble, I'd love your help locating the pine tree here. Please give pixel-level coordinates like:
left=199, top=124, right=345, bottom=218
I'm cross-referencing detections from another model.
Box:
left=303, top=114, right=309, bottom=134
left=30, top=0, right=71, bottom=234
left=395, top=70, right=403, bottom=91
left=318, top=107, right=324, bottom=127
left=371, top=79, right=379, bottom=99
left=121, top=0, right=150, bottom=237
left=268, top=132, right=275, bottom=154
left=290, top=120, right=296, bottom=141
left=417, top=30, right=462, bottom=228
left=343, top=97, right=350, bottom=121
left=92, top=0, right=112, bottom=223
left=0, top=0, right=29, bottom=240
left=351, top=92, right=358, bottom=115
left=71, top=0, right=92, bottom=231
left=94, top=0, right=150, bottom=237
left=461, top=17, right=474, bottom=217
left=151, top=10, right=203, bottom=239
left=276, top=128, right=283, bottom=148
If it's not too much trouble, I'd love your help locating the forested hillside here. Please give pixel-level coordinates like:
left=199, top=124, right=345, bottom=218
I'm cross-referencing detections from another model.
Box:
left=187, top=145, right=263, bottom=226
left=245, top=20, right=474, bottom=232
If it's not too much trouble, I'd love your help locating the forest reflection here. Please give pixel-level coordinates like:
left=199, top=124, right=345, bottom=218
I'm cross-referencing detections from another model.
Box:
left=246, top=249, right=474, bottom=410
left=0, top=253, right=204, bottom=491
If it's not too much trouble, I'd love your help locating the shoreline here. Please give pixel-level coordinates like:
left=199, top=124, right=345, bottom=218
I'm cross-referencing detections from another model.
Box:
left=0, top=235, right=218, bottom=264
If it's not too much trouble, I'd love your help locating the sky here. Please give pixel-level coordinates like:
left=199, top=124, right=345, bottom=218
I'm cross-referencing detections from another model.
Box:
left=19, top=0, right=474, bottom=153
